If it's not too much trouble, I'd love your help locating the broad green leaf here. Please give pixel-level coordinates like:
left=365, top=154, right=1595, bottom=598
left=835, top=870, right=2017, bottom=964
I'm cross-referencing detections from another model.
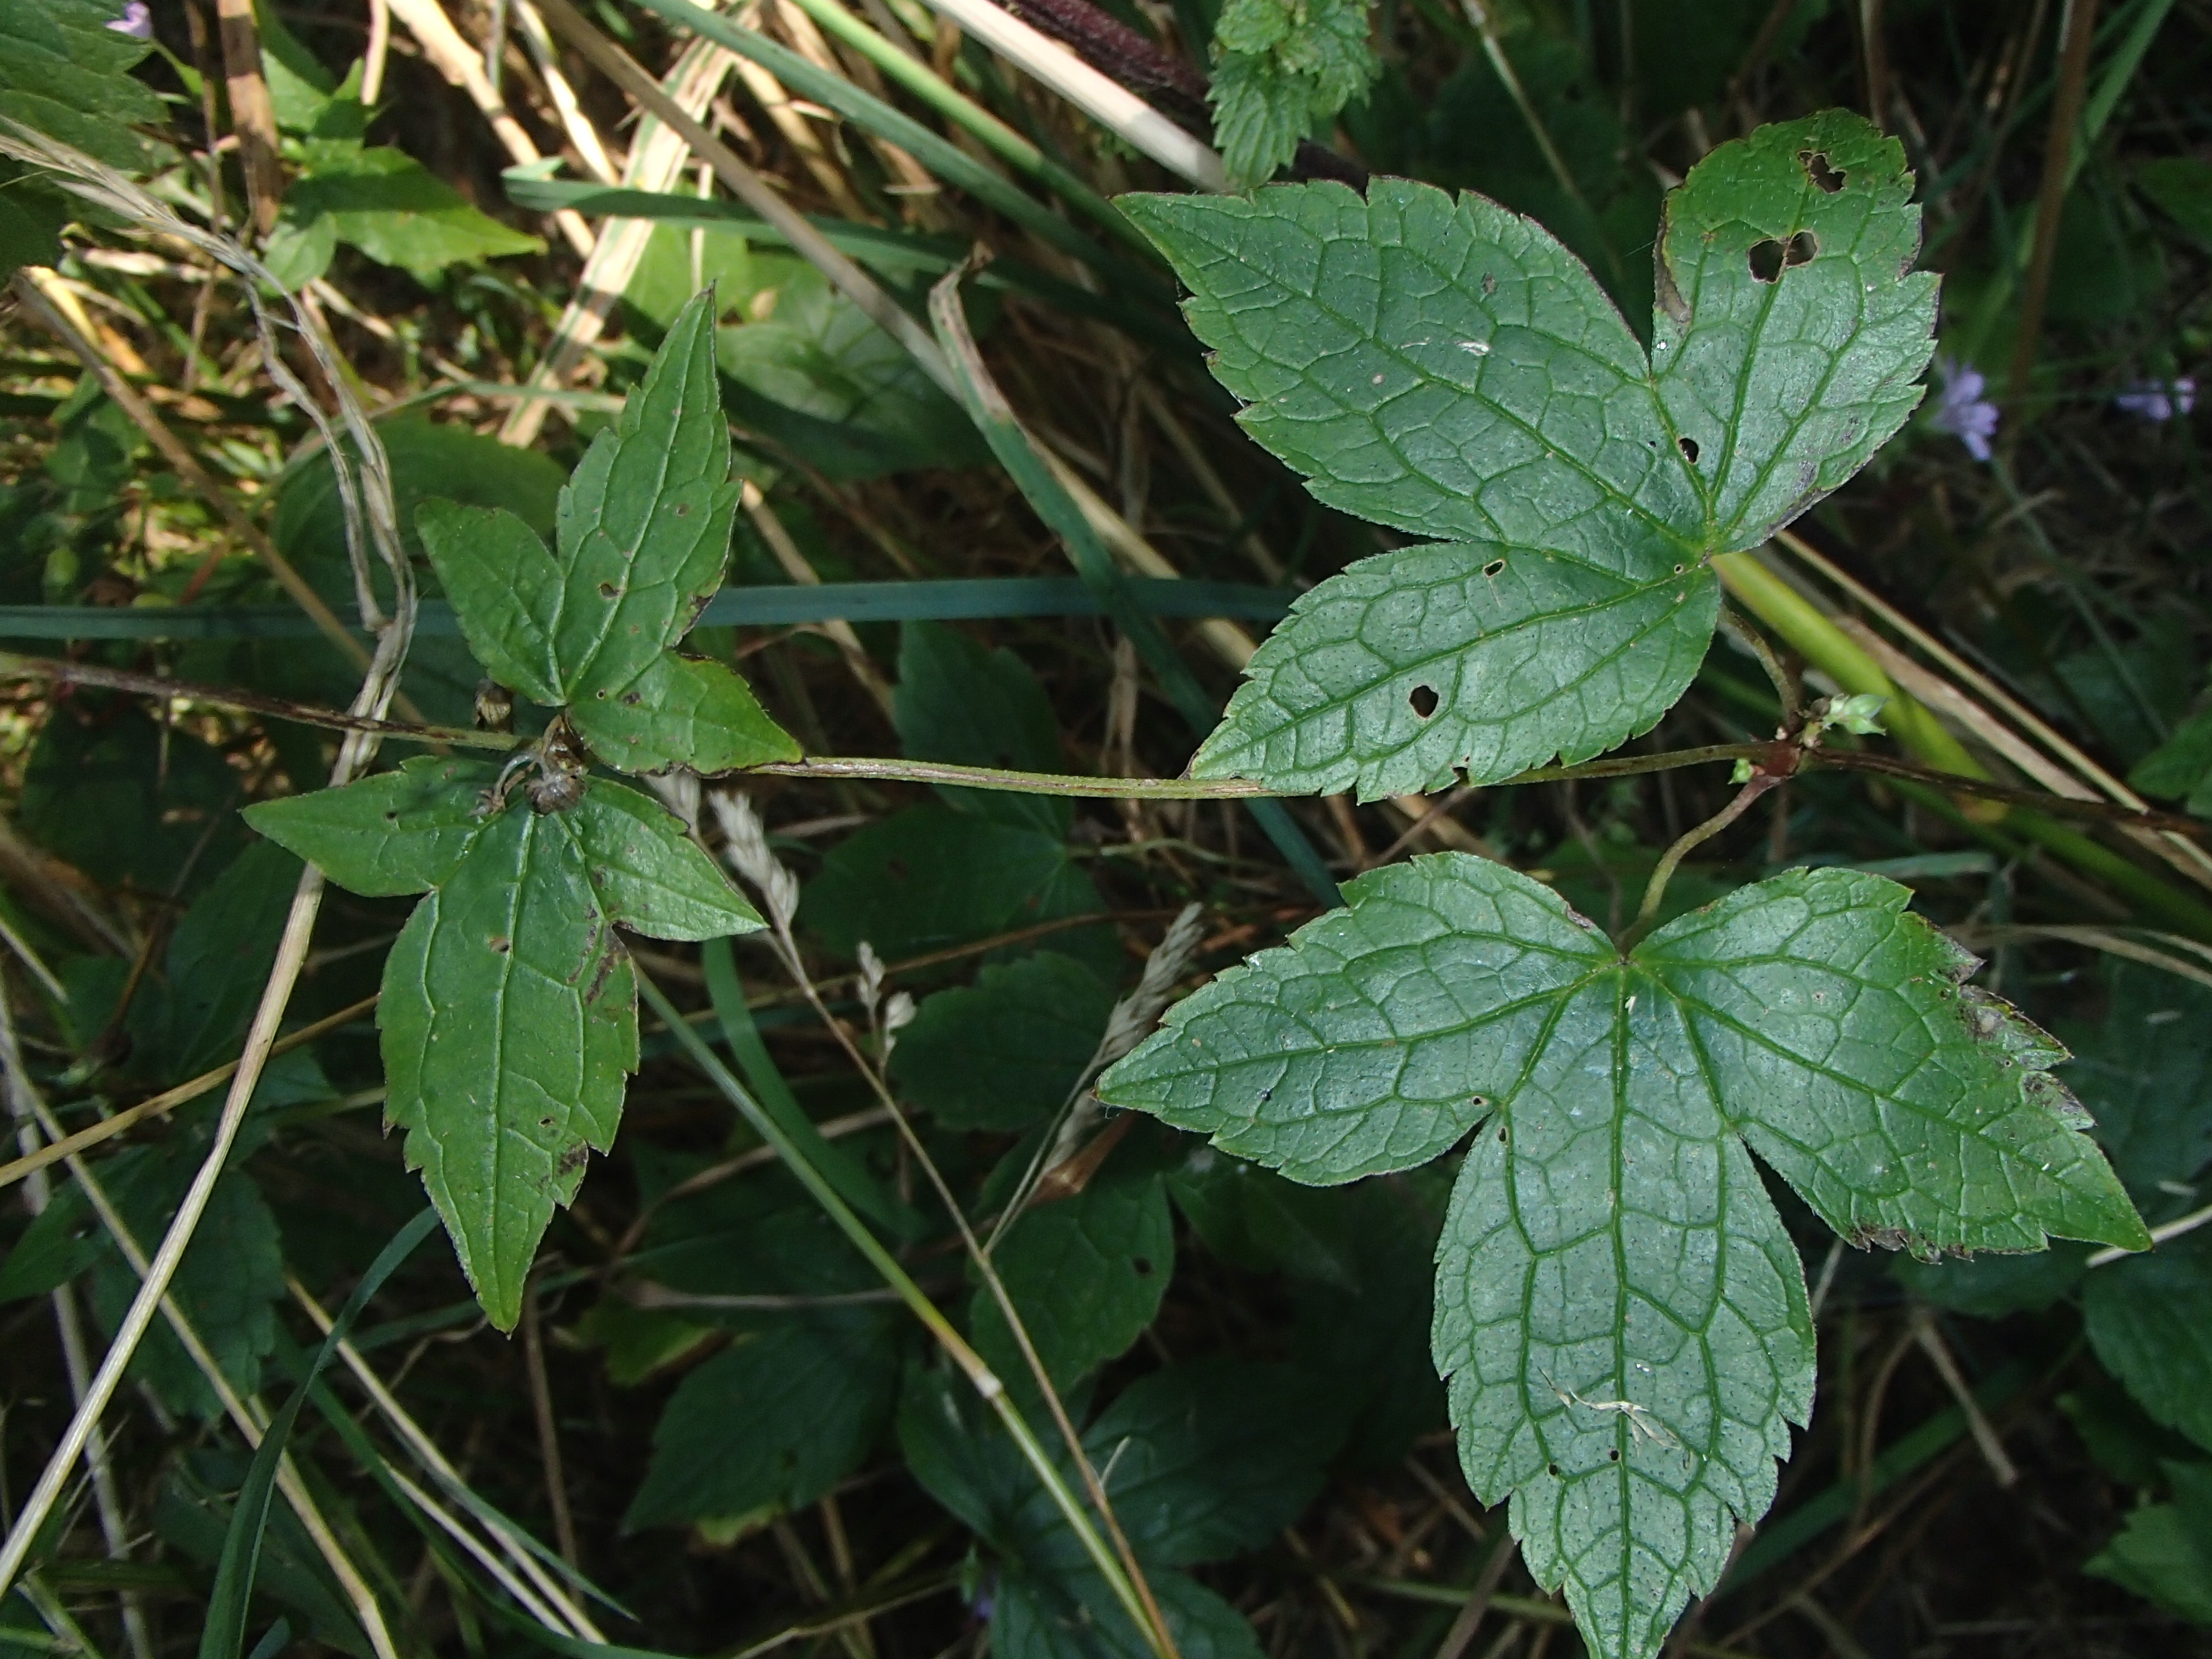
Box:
left=1190, top=539, right=1719, bottom=798
left=417, top=289, right=798, bottom=775
left=379, top=806, right=638, bottom=1327
left=566, top=648, right=792, bottom=774
left=969, top=1160, right=1173, bottom=1391
left=130, top=841, right=302, bottom=1078
left=800, top=806, right=1108, bottom=965
left=2135, top=156, right=2212, bottom=248
left=993, top=1559, right=1263, bottom=1659
left=2085, top=1227, right=2212, bottom=1453
left=622, top=1312, right=901, bottom=1532
left=243, top=757, right=498, bottom=899
left=889, top=954, right=1113, bottom=1131
left=2085, top=1460, right=2212, bottom=1623
left=287, top=147, right=545, bottom=275
left=568, top=781, right=762, bottom=940
left=409, top=503, right=563, bottom=705
left=898, top=1371, right=1270, bottom=1659
left=1651, top=111, right=1939, bottom=547
left=894, top=621, right=1070, bottom=837
left=2058, top=961, right=2212, bottom=1201
left=0, top=0, right=169, bottom=181
left=1072, top=1361, right=1336, bottom=1565
left=23, top=706, right=246, bottom=895
left=86, top=1156, right=286, bottom=1422
left=1100, top=855, right=2144, bottom=1659
left=1124, top=113, right=1936, bottom=798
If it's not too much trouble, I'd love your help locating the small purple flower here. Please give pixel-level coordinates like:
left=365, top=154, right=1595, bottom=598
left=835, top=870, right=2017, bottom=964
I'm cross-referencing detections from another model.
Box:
left=2114, top=377, right=2198, bottom=422
left=108, top=1, right=152, bottom=36
left=1928, top=358, right=1998, bottom=462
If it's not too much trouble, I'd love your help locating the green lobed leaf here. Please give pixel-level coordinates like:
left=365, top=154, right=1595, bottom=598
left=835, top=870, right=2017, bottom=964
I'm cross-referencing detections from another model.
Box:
left=86, top=1156, right=287, bottom=1422
left=1650, top=110, right=1939, bottom=549
left=800, top=805, right=1108, bottom=966
left=1122, top=113, right=1936, bottom=799
left=1099, top=855, right=2144, bottom=1659
left=622, top=1312, right=901, bottom=1532
left=889, top=953, right=1113, bottom=1131
left=287, top=147, right=545, bottom=275
left=1207, top=0, right=1378, bottom=189
left=898, top=1366, right=1294, bottom=1659
left=567, top=781, right=763, bottom=940
left=416, top=289, right=798, bottom=775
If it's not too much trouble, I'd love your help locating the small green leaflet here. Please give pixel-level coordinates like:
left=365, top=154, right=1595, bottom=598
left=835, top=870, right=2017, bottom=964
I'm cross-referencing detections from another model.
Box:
left=1207, top=0, right=1377, bottom=189
left=418, top=289, right=798, bottom=775
left=1099, top=855, right=2146, bottom=1659
left=1123, top=112, right=1937, bottom=801
left=248, top=758, right=763, bottom=1330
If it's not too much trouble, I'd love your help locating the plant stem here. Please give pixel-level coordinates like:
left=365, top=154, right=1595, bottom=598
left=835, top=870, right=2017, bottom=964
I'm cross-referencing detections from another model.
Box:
left=633, top=971, right=1175, bottom=1659
left=1626, top=776, right=1781, bottom=946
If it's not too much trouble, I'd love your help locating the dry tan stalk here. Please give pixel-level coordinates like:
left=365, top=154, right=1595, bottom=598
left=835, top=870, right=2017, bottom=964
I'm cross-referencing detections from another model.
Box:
left=499, top=26, right=746, bottom=446
left=381, top=0, right=598, bottom=256
left=214, top=0, right=283, bottom=232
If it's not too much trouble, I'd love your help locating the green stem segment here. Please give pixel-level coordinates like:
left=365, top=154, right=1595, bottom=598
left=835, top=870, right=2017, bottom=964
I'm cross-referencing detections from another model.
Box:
left=633, top=971, right=1174, bottom=1659
left=1713, top=552, right=2212, bottom=943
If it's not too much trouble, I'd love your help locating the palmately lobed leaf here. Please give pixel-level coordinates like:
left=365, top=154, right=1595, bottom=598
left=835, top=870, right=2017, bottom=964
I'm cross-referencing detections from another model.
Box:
left=415, top=288, right=798, bottom=777
left=1122, top=112, right=1939, bottom=801
left=1099, top=854, right=2144, bottom=1659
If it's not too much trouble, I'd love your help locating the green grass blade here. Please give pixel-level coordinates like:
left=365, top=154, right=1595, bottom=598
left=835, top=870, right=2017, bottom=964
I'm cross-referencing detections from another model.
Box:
left=197, top=1209, right=439, bottom=1659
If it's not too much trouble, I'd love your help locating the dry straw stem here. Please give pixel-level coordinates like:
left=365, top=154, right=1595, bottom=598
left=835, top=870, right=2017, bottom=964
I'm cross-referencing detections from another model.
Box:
left=9, top=269, right=373, bottom=676
left=0, top=138, right=420, bottom=1617
left=906, top=0, right=1228, bottom=188
left=289, top=1277, right=612, bottom=1641
left=497, top=12, right=749, bottom=446
left=381, top=0, right=598, bottom=256
left=1774, top=527, right=2212, bottom=892
left=0, top=993, right=381, bottom=1196
left=1, top=982, right=156, bottom=1659
left=6, top=1085, right=401, bottom=1658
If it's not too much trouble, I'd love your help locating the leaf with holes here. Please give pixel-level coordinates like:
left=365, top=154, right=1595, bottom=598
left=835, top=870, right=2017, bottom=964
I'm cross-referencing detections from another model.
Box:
left=248, top=769, right=761, bottom=1330
left=1122, top=110, right=1936, bottom=799
left=1098, top=855, right=2143, bottom=1659
left=416, top=288, right=798, bottom=775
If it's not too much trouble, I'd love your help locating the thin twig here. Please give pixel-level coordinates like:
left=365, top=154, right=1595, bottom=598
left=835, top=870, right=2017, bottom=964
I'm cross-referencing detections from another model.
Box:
left=0, top=994, right=380, bottom=1196
left=2004, top=0, right=2102, bottom=407
left=521, top=1268, right=581, bottom=1569
left=2088, top=1200, right=2212, bottom=1267
left=1627, top=777, right=1781, bottom=945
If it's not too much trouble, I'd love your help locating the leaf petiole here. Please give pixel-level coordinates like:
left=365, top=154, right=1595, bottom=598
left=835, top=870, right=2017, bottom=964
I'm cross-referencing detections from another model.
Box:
left=1624, top=775, right=1781, bottom=947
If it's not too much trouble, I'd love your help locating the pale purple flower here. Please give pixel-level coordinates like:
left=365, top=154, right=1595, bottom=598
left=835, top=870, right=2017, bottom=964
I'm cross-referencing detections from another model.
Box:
left=1929, top=358, right=1998, bottom=462
left=108, top=1, right=152, bottom=36
left=2115, top=377, right=2198, bottom=422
